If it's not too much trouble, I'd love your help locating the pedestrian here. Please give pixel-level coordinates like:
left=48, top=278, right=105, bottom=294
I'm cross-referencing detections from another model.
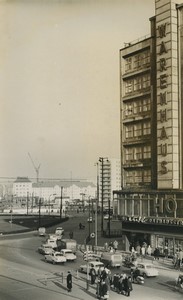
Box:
left=154, top=247, right=160, bottom=260
left=69, top=231, right=73, bottom=239
left=141, top=245, right=146, bottom=257
left=127, top=276, right=133, bottom=297
left=104, top=242, right=108, bottom=251
left=164, top=246, right=168, bottom=259
left=67, top=271, right=72, bottom=292
left=90, top=266, right=97, bottom=285
left=147, top=245, right=152, bottom=256
left=122, top=274, right=129, bottom=296
left=136, top=244, right=141, bottom=257
left=101, top=267, right=107, bottom=281
left=113, top=240, right=119, bottom=252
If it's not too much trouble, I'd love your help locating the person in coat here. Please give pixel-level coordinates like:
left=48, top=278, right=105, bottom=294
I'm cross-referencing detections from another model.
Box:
left=90, top=266, right=97, bottom=285
left=67, top=271, right=72, bottom=292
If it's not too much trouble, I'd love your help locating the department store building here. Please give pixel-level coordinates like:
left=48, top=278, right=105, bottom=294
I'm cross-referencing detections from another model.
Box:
left=114, top=0, right=183, bottom=255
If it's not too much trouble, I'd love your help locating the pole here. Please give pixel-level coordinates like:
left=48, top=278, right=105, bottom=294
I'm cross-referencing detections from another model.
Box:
left=60, top=186, right=63, bottom=220
left=95, top=162, right=99, bottom=247
left=49, top=195, right=50, bottom=216
left=89, top=197, right=91, bottom=237
left=27, top=192, right=29, bottom=216
left=32, top=192, right=34, bottom=211
left=101, top=158, right=104, bottom=234
left=10, top=194, right=13, bottom=228
left=38, top=198, right=41, bottom=227
left=108, top=196, right=111, bottom=237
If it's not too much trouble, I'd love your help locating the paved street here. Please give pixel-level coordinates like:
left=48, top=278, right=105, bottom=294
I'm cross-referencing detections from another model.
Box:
left=0, top=214, right=182, bottom=299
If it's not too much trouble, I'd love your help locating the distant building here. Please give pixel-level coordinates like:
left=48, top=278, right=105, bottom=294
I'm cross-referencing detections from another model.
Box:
left=99, top=158, right=121, bottom=209
left=12, top=177, right=96, bottom=207
left=13, top=177, right=32, bottom=198
left=114, top=0, right=183, bottom=254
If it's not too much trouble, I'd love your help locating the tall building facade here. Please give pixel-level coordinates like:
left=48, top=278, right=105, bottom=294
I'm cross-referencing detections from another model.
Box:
left=114, top=0, right=183, bottom=255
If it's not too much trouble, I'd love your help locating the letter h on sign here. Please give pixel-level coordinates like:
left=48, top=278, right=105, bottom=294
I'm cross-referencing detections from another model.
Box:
left=154, top=197, right=164, bottom=214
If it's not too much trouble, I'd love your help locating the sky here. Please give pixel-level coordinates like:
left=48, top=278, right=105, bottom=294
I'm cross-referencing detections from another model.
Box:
left=0, top=0, right=154, bottom=183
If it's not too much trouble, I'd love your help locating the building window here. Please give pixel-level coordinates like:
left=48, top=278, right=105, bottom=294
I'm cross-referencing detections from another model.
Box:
left=134, top=147, right=142, bottom=160
left=143, top=145, right=151, bottom=159
left=143, top=121, right=151, bottom=135
left=142, top=74, right=150, bottom=89
left=144, top=170, right=151, bottom=183
left=124, top=74, right=150, bottom=95
left=134, top=50, right=150, bottom=70
left=125, top=57, right=132, bottom=72
left=125, top=125, right=133, bottom=139
left=125, top=148, right=133, bottom=161
left=125, top=80, right=133, bottom=94
left=142, top=98, right=151, bottom=112
left=125, top=169, right=151, bottom=186
left=134, top=123, right=142, bottom=137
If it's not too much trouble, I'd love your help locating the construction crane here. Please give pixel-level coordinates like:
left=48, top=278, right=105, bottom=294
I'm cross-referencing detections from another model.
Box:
left=28, top=152, right=41, bottom=183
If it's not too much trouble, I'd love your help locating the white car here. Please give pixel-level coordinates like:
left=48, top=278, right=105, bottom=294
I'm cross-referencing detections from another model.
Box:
left=55, top=227, right=64, bottom=235
left=45, top=251, right=67, bottom=264
left=131, top=262, right=159, bottom=277
left=87, top=217, right=94, bottom=223
left=104, top=214, right=112, bottom=220
left=60, top=249, right=77, bottom=261
left=38, top=244, right=54, bottom=255
left=48, top=234, right=63, bottom=241
left=79, top=261, right=109, bottom=274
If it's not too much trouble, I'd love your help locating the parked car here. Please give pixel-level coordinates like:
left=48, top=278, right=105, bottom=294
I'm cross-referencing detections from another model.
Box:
left=131, top=262, right=159, bottom=277
left=60, top=249, right=77, bottom=261
left=55, top=227, right=64, bottom=235
left=104, top=214, right=112, bottom=220
left=79, top=261, right=109, bottom=274
left=38, top=244, right=54, bottom=255
left=45, top=251, right=67, bottom=264
left=38, top=227, right=46, bottom=236
left=48, top=234, right=63, bottom=241
left=87, top=217, right=94, bottom=223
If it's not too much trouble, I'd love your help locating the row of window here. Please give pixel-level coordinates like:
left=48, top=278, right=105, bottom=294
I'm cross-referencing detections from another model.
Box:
left=125, top=169, right=151, bottom=186
left=123, top=98, right=151, bottom=117
left=124, top=50, right=150, bottom=73
left=124, top=121, right=151, bottom=139
left=124, top=145, right=151, bottom=161
left=124, top=74, right=150, bottom=95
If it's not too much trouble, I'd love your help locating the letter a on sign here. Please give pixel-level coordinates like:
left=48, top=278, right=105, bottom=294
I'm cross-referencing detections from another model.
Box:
left=159, top=41, right=167, bottom=55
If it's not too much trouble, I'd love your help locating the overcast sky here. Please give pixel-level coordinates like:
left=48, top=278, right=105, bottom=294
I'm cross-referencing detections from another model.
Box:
left=0, top=0, right=154, bottom=182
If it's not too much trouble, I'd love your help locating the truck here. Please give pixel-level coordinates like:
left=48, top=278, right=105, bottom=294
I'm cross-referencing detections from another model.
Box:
left=38, top=227, right=46, bottom=236
left=58, top=239, right=77, bottom=254
left=100, top=252, right=123, bottom=268
left=46, top=238, right=58, bottom=250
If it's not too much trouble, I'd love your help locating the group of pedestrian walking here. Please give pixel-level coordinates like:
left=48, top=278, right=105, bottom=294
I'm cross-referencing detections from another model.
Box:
left=104, top=240, right=119, bottom=253
left=111, top=272, right=133, bottom=297
left=173, top=249, right=183, bottom=270
left=95, top=266, right=111, bottom=300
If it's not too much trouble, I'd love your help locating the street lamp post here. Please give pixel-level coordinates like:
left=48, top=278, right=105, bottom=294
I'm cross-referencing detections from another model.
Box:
left=99, top=157, right=108, bottom=235
left=27, top=192, right=29, bottom=216
left=88, top=197, right=91, bottom=237
left=94, top=162, right=99, bottom=247
left=38, top=198, right=41, bottom=227
left=60, top=186, right=63, bottom=220
left=108, top=195, right=111, bottom=237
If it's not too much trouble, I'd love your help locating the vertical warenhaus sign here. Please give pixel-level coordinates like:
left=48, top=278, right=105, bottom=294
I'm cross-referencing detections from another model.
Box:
left=156, top=0, right=180, bottom=189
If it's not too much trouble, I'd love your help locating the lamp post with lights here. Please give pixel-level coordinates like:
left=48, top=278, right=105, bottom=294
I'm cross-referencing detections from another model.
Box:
left=99, top=157, right=108, bottom=235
